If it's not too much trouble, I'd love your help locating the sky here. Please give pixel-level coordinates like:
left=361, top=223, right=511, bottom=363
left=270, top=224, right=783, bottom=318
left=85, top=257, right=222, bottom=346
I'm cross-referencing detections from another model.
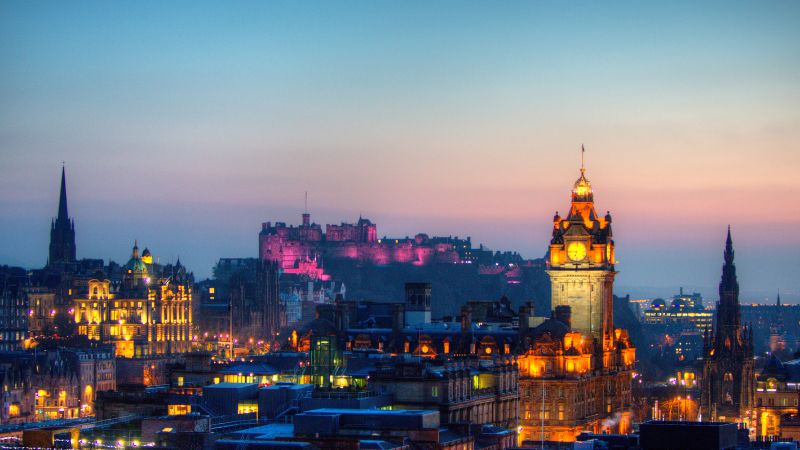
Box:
left=1, top=1, right=799, bottom=302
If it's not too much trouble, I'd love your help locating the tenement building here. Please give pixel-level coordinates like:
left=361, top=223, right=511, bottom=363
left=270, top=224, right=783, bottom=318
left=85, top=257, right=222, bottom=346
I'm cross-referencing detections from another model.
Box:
left=73, top=242, right=193, bottom=357
left=369, top=357, right=519, bottom=429
left=701, top=228, right=755, bottom=423
left=0, top=266, right=29, bottom=351
left=752, top=354, right=800, bottom=439
left=517, top=158, right=636, bottom=442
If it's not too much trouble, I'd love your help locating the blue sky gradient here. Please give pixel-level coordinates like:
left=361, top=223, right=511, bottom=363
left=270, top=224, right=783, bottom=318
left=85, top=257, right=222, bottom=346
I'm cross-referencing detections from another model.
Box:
left=2, top=1, right=799, bottom=301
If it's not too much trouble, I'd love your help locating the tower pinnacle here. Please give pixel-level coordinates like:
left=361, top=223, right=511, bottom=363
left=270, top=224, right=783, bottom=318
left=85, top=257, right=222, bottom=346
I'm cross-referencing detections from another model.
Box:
left=724, top=225, right=734, bottom=265
left=572, top=145, right=593, bottom=203
left=48, top=165, right=77, bottom=267
left=581, top=144, right=585, bottom=175
left=58, top=165, right=69, bottom=221
left=720, top=226, right=738, bottom=293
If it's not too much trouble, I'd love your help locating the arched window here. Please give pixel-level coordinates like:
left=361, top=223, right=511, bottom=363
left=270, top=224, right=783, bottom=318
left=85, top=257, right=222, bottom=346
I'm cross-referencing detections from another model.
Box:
left=724, top=372, right=733, bottom=382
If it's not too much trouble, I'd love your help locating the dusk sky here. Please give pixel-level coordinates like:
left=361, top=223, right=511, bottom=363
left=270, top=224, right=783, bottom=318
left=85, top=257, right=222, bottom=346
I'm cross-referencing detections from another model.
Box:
left=1, top=1, right=798, bottom=302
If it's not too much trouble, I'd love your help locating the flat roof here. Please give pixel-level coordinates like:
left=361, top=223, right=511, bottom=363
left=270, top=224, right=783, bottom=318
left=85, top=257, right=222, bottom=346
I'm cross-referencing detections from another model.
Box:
left=204, top=382, right=258, bottom=389
left=262, top=383, right=313, bottom=391
left=232, top=423, right=295, bottom=440
left=303, top=408, right=434, bottom=416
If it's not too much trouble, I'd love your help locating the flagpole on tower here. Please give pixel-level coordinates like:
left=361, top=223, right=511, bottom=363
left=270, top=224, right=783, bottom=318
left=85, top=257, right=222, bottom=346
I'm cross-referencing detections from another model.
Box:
left=581, top=144, right=585, bottom=174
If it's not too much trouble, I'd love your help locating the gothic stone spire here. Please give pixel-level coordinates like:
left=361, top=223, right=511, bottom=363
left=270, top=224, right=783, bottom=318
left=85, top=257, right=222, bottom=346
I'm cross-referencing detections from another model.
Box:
left=715, top=226, right=742, bottom=351
left=58, top=165, right=69, bottom=221
left=48, top=165, right=76, bottom=266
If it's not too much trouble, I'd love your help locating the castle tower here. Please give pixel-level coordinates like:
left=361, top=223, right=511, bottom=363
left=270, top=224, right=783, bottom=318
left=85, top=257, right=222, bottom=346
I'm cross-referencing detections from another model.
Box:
left=547, top=150, right=616, bottom=349
left=701, top=227, right=755, bottom=421
left=48, top=166, right=77, bottom=268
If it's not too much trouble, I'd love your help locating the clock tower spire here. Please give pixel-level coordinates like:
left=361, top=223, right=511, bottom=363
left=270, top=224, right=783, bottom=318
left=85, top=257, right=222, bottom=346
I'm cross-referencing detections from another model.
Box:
left=548, top=147, right=616, bottom=358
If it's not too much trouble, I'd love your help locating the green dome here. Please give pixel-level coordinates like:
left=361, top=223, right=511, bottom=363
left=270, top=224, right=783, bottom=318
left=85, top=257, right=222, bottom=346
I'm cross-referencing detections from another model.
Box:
left=126, top=257, right=148, bottom=274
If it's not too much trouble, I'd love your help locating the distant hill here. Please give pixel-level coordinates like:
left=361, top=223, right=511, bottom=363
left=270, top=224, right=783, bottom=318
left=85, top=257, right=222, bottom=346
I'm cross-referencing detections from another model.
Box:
left=323, top=259, right=551, bottom=318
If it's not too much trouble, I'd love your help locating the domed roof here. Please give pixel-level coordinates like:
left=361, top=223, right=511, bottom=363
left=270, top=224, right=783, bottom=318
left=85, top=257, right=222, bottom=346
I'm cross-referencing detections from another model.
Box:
left=572, top=171, right=593, bottom=201
left=571, top=146, right=594, bottom=202
left=125, top=241, right=148, bottom=274
left=142, top=248, right=151, bottom=257
left=671, top=298, right=687, bottom=310
left=651, top=298, right=667, bottom=310
left=126, top=257, right=148, bottom=274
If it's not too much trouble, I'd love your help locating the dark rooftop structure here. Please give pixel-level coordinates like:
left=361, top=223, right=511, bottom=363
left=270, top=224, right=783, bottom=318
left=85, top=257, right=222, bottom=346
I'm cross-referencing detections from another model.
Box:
left=638, top=421, right=739, bottom=450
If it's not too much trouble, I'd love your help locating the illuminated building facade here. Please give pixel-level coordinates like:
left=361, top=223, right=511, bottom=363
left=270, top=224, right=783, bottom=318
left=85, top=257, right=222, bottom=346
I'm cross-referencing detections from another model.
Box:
left=64, top=348, right=116, bottom=417
left=741, top=300, right=800, bottom=355
left=286, top=290, right=522, bottom=360
left=547, top=160, right=615, bottom=347
left=701, top=228, right=755, bottom=423
left=517, top=322, right=636, bottom=441
left=26, top=286, right=56, bottom=338
left=518, top=157, right=636, bottom=442
left=0, top=266, right=29, bottom=351
left=642, top=291, right=713, bottom=363
left=0, top=358, right=33, bottom=424
left=751, top=354, right=800, bottom=439
left=0, top=348, right=114, bottom=424
left=753, top=356, right=800, bottom=439
left=73, top=243, right=193, bottom=357
left=260, top=213, right=494, bottom=269
left=642, top=291, right=713, bottom=335
left=369, top=357, right=519, bottom=429
left=0, top=351, right=90, bottom=422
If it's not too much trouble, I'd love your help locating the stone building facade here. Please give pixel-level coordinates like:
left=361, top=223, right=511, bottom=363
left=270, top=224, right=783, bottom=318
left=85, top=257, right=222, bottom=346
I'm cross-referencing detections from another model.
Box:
left=0, top=266, right=28, bottom=351
left=752, top=355, right=800, bottom=438
left=369, top=357, right=519, bottom=429
left=73, top=243, right=193, bottom=357
left=259, top=213, right=464, bottom=269
left=517, top=158, right=636, bottom=443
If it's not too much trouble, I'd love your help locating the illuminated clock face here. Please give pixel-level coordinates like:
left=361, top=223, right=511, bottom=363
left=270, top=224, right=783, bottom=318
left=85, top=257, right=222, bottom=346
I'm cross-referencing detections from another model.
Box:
left=567, top=242, right=587, bottom=261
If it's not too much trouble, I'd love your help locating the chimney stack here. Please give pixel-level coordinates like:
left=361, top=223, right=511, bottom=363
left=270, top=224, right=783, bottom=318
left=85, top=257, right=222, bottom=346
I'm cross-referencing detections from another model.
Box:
left=519, top=302, right=531, bottom=336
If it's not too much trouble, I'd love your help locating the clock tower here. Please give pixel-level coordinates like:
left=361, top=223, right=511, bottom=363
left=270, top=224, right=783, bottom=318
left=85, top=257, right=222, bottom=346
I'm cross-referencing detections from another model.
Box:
left=548, top=151, right=616, bottom=351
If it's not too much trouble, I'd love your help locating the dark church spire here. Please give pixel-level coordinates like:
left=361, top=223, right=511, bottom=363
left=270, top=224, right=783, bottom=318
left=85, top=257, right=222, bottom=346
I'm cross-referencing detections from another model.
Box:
left=724, top=225, right=734, bottom=266
left=714, top=226, right=746, bottom=353
left=48, top=165, right=76, bottom=268
left=58, top=165, right=69, bottom=221
left=720, top=225, right=739, bottom=303
left=702, top=226, right=754, bottom=420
